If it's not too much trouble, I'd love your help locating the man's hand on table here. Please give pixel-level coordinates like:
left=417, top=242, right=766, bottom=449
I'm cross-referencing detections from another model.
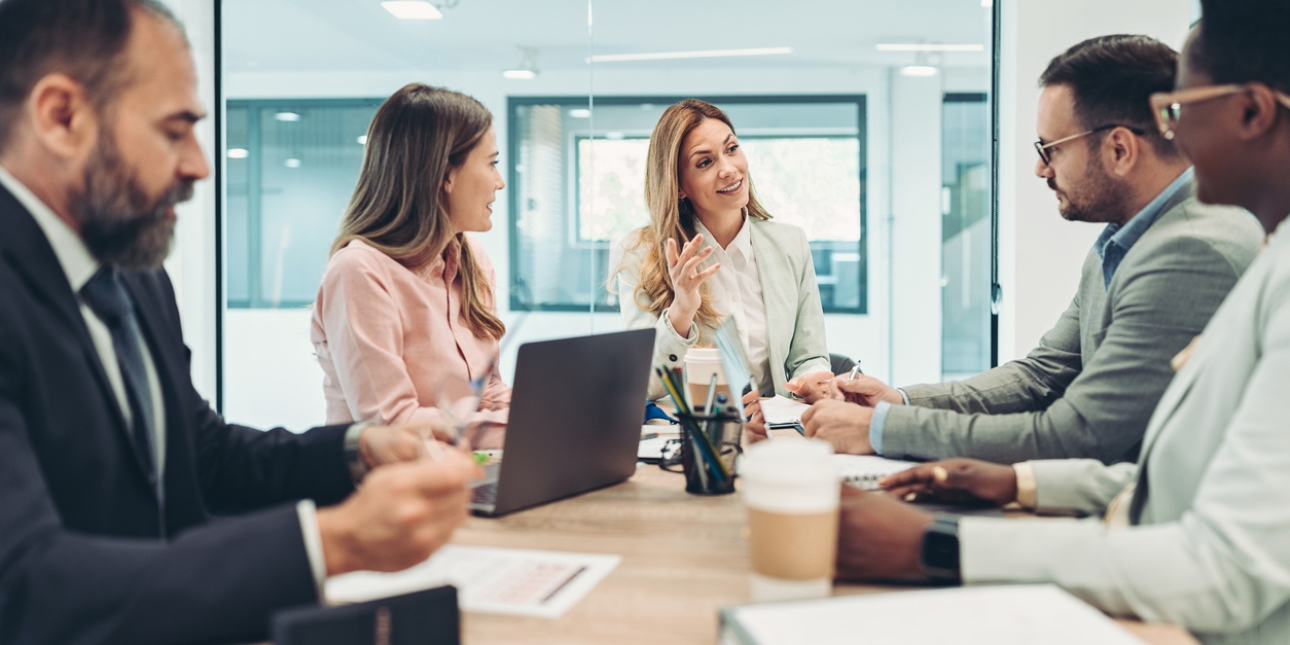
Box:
left=801, top=400, right=875, bottom=454
left=880, top=459, right=1018, bottom=506
left=836, top=484, right=935, bottom=580
left=317, top=451, right=481, bottom=576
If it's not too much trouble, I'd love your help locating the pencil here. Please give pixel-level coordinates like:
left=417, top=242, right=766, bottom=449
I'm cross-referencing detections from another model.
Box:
left=655, top=366, right=729, bottom=481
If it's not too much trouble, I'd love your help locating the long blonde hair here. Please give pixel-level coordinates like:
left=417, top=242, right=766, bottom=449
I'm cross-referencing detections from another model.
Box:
left=616, top=99, right=771, bottom=331
left=331, top=83, right=504, bottom=340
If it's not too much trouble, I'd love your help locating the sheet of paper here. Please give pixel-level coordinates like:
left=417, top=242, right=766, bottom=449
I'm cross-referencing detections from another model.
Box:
left=833, top=454, right=917, bottom=490
left=723, top=585, right=1146, bottom=645
left=639, top=435, right=675, bottom=460
left=759, top=396, right=810, bottom=426
left=326, top=545, right=621, bottom=619
left=639, top=424, right=680, bottom=460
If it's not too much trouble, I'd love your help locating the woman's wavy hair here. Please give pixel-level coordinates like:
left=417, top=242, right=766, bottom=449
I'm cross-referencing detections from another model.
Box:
left=614, top=99, right=771, bottom=331
left=331, top=83, right=504, bottom=340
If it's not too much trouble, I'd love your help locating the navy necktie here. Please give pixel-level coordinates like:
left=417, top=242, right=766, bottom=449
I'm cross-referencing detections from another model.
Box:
left=80, top=268, right=161, bottom=494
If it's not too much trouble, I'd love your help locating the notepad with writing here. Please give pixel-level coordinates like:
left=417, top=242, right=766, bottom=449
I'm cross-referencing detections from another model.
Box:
left=719, top=585, right=1147, bottom=645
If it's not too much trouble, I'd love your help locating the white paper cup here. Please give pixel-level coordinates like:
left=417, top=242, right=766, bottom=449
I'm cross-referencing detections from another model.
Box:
left=684, top=347, right=728, bottom=410
left=739, top=439, right=840, bottom=602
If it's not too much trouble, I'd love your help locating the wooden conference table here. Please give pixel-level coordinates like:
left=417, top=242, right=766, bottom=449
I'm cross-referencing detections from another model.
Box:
left=451, top=463, right=1200, bottom=645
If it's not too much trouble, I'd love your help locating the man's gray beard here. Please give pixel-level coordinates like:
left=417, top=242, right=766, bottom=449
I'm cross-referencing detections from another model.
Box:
left=1059, top=158, right=1134, bottom=224
left=71, top=132, right=193, bottom=270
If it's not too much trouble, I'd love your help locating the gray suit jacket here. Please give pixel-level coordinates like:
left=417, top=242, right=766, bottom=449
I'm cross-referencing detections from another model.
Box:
left=959, top=219, right=1290, bottom=644
left=880, top=183, right=1263, bottom=464
left=616, top=219, right=831, bottom=400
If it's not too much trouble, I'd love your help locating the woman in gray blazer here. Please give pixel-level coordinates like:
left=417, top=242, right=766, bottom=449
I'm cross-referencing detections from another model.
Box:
left=613, top=99, right=832, bottom=402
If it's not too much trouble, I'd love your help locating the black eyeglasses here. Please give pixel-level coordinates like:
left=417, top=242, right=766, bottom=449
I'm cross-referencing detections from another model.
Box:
left=1034, top=124, right=1146, bottom=165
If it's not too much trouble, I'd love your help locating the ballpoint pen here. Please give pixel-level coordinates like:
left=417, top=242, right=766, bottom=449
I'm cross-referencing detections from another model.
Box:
left=702, top=373, right=719, bottom=415
left=702, top=373, right=719, bottom=456
left=847, top=360, right=863, bottom=381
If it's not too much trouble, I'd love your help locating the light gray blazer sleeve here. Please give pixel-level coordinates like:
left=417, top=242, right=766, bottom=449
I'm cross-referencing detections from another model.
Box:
left=881, top=235, right=1249, bottom=464
left=614, top=238, right=696, bottom=401
left=959, top=292, right=1290, bottom=634
left=1029, top=459, right=1138, bottom=516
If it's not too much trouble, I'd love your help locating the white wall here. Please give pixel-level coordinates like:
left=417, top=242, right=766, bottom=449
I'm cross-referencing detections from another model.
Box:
left=888, top=70, right=943, bottom=387
left=996, top=0, right=1194, bottom=362
left=162, top=0, right=219, bottom=402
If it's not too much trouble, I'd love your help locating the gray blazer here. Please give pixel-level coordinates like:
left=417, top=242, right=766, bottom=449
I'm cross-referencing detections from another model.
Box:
left=615, top=219, right=831, bottom=400
left=880, top=183, right=1263, bottom=464
left=959, top=220, right=1290, bottom=644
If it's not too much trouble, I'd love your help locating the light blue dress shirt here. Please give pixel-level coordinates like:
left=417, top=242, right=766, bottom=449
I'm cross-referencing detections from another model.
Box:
left=1093, top=167, right=1194, bottom=290
left=868, top=168, right=1195, bottom=455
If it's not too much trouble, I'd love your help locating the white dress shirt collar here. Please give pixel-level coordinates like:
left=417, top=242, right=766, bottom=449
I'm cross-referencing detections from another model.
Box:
left=0, top=164, right=100, bottom=291
left=693, top=213, right=754, bottom=266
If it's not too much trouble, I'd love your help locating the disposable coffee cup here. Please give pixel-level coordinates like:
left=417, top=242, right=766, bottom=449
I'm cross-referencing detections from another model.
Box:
left=739, top=439, right=840, bottom=602
left=684, top=347, right=729, bottom=410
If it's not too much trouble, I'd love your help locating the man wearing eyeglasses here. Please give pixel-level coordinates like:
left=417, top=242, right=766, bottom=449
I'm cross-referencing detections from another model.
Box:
left=833, top=1, right=1290, bottom=638
left=792, top=35, right=1263, bottom=467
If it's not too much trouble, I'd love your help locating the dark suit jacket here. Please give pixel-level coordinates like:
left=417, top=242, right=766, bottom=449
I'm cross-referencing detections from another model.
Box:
left=0, top=183, right=357, bottom=644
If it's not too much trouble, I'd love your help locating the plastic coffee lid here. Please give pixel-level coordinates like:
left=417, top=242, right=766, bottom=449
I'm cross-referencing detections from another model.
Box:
left=685, top=347, right=721, bottom=362
left=740, top=439, right=839, bottom=513
left=738, top=439, right=836, bottom=485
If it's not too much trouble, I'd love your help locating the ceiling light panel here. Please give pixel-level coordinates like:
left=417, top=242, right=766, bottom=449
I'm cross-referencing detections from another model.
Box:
left=589, top=47, right=792, bottom=63
left=381, top=1, right=443, bottom=20
left=876, top=43, right=984, bottom=52
left=900, top=65, right=939, bottom=76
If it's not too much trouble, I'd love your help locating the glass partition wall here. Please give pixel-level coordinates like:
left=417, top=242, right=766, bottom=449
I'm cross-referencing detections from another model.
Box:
left=219, top=0, right=995, bottom=429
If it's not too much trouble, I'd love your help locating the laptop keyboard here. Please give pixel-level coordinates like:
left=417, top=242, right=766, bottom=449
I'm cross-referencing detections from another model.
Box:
left=471, top=482, right=499, bottom=507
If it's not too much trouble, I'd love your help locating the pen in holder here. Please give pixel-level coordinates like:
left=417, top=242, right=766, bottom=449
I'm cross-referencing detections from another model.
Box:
left=674, top=409, right=742, bottom=496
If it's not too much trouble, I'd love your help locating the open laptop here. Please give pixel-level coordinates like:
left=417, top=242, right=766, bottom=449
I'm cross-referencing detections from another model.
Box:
left=470, top=328, right=655, bottom=517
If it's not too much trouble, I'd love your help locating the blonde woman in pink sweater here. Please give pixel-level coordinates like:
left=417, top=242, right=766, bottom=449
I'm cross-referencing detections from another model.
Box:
left=311, top=84, right=510, bottom=432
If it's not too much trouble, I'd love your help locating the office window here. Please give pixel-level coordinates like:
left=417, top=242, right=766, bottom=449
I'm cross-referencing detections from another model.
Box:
left=941, top=94, right=992, bottom=378
left=509, top=96, right=867, bottom=313
left=225, top=99, right=383, bottom=309
left=219, top=0, right=996, bottom=427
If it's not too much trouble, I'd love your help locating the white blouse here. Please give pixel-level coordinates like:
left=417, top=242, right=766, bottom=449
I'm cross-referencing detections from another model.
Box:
left=693, top=216, right=772, bottom=393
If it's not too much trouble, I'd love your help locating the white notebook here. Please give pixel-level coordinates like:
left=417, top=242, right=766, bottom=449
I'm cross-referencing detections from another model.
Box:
left=720, top=585, right=1146, bottom=645
left=760, top=396, right=811, bottom=427
left=833, top=454, right=917, bottom=490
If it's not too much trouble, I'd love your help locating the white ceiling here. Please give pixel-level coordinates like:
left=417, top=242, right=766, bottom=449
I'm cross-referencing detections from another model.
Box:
left=222, top=0, right=993, bottom=74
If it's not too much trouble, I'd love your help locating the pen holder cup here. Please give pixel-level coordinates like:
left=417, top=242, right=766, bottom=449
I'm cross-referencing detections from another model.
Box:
left=676, top=411, right=742, bottom=496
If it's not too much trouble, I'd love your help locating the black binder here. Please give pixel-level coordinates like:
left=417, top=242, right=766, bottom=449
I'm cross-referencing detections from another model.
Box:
left=272, top=585, right=460, bottom=645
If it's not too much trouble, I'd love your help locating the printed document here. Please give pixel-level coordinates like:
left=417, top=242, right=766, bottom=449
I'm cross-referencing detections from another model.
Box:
left=326, top=545, right=620, bottom=619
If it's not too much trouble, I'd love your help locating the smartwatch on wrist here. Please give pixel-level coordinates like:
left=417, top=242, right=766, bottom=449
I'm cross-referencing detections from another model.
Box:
left=921, top=513, right=962, bottom=582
